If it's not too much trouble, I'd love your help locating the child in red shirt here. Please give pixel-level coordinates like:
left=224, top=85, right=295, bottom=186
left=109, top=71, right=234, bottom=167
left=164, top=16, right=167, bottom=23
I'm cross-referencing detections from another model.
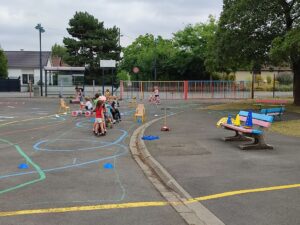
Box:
left=94, top=100, right=105, bottom=136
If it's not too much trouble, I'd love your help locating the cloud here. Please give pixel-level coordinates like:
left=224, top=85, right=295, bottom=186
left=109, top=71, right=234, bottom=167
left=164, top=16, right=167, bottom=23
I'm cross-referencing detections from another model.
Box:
left=0, top=0, right=222, bottom=50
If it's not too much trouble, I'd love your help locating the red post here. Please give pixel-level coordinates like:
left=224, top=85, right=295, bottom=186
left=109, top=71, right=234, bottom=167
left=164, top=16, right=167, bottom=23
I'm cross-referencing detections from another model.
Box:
left=184, top=80, right=188, bottom=100
left=120, top=80, right=124, bottom=100
left=233, top=82, right=236, bottom=98
left=211, top=81, right=214, bottom=98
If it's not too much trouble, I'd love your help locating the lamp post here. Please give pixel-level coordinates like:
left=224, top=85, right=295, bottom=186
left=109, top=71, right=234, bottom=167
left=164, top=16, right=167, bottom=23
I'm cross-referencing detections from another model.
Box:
left=35, top=23, right=45, bottom=96
left=154, top=37, right=157, bottom=81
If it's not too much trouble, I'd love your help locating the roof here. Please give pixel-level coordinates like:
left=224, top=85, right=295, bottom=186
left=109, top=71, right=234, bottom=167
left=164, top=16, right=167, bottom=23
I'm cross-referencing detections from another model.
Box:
left=51, top=56, right=69, bottom=67
left=44, top=66, right=85, bottom=71
left=51, top=56, right=61, bottom=67
left=4, top=51, right=51, bottom=69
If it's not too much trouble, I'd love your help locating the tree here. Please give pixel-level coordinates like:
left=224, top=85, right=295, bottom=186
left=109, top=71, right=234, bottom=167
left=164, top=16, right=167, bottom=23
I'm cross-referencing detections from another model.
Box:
left=216, top=0, right=300, bottom=105
left=172, top=16, right=218, bottom=80
left=119, top=34, right=177, bottom=80
left=63, top=12, right=121, bottom=83
left=116, top=70, right=129, bottom=82
left=51, top=43, right=69, bottom=61
left=119, top=17, right=219, bottom=81
left=0, top=49, right=8, bottom=79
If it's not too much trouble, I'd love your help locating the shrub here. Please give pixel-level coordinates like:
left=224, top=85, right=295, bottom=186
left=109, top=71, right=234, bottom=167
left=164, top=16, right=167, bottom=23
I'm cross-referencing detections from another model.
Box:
left=116, top=70, right=129, bottom=81
left=276, top=84, right=293, bottom=92
left=276, top=73, right=293, bottom=85
left=266, top=76, right=272, bottom=84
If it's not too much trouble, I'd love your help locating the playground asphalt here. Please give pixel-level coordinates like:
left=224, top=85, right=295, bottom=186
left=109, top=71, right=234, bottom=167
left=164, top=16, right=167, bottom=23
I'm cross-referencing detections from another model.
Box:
left=0, top=98, right=186, bottom=225
left=0, top=97, right=299, bottom=225
left=143, top=102, right=300, bottom=225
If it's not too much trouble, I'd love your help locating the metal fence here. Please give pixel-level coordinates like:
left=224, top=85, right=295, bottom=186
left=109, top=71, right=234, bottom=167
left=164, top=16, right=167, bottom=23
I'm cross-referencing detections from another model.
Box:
left=0, top=78, right=20, bottom=92
left=120, top=80, right=251, bottom=100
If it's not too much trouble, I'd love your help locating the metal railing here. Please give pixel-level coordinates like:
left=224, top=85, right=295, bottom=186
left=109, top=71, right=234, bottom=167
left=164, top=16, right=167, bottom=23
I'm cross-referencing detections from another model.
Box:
left=119, top=80, right=251, bottom=100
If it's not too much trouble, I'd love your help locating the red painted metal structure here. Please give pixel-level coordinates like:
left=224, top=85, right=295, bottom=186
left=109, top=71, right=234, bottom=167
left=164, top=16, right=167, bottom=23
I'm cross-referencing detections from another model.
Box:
left=119, top=80, right=251, bottom=100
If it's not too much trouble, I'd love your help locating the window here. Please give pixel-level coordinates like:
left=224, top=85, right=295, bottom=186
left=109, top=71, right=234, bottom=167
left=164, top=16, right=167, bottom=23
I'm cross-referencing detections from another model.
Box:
left=22, top=74, right=28, bottom=84
left=22, top=74, right=34, bottom=84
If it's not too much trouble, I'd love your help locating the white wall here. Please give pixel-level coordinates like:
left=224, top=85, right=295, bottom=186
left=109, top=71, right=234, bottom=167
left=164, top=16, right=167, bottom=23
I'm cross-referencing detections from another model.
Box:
left=235, top=70, right=293, bottom=82
left=7, top=68, right=49, bottom=85
left=7, top=68, right=22, bottom=79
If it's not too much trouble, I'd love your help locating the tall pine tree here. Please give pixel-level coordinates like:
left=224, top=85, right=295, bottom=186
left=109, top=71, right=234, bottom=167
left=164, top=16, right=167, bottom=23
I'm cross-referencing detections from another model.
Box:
left=63, top=12, right=121, bottom=83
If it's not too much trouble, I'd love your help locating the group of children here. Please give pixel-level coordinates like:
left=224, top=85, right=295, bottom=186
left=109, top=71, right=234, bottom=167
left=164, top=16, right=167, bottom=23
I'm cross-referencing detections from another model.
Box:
left=83, top=93, right=121, bottom=136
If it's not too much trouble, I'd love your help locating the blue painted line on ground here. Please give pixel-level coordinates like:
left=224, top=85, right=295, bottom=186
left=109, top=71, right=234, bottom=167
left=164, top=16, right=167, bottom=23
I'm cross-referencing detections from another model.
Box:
left=0, top=143, right=128, bottom=180
left=33, top=129, right=128, bottom=152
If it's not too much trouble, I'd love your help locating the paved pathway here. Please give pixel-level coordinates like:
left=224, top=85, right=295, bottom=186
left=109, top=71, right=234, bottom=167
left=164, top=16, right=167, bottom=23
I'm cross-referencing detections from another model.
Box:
left=144, top=104, right=300, bottom=225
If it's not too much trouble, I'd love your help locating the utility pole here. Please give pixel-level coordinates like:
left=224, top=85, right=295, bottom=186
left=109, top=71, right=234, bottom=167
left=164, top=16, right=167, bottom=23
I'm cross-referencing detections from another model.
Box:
left=118, top=28, right=121, bottom=47
left=154, top=37, right=157, bottom=81
left=35, top=23, right=45, bottom=96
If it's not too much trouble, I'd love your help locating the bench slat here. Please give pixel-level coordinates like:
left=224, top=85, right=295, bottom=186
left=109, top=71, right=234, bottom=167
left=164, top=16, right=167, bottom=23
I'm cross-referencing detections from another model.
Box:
left=261, top=107, right=285, bottom=114
left=255, top=99, right=288, bottom=104
left=239, top=116, right=272, bottom=128
left=239, top=111, right=273, bottom=123
left=222, top=124, right=263, bottom=135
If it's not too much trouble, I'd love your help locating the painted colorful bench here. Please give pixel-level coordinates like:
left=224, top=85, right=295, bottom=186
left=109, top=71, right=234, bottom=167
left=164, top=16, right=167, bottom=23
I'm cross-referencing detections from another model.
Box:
left=220, top=111, right=274, bottom=150
left=260, top=107, right=285, bottom=120
left=254, top=99, right=288, bottom=109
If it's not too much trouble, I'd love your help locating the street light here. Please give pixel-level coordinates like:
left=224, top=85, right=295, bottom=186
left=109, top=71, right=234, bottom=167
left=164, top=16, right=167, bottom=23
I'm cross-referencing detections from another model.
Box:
left=35, top=23, right=45, bottom=96
left=154, top=37, right=157, bottom=81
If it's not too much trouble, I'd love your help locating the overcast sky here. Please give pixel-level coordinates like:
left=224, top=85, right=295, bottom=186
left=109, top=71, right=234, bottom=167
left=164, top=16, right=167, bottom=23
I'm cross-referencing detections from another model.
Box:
left=0, top=0, right=223, bottom=51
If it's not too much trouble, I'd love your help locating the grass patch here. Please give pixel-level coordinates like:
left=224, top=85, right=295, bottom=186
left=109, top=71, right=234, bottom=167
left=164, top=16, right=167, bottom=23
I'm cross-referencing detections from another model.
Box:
left=205, top=99, right=300, bottom=113
left=205, top=100, right=300, bottom=137
left=205, top=101, right=257, bottom=111
left=270, top=120, right=300, bottom=137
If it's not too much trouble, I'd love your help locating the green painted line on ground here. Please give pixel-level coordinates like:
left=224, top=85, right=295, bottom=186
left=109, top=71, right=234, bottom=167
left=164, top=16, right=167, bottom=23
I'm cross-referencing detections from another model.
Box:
left=0, top=139, right=46, bottom=195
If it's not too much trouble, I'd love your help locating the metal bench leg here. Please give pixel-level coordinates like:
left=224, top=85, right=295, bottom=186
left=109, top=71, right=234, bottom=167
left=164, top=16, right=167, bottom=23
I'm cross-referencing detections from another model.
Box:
left=224, top=131, right=253, bottom=142
left=239, top=135, right=273, bottom=150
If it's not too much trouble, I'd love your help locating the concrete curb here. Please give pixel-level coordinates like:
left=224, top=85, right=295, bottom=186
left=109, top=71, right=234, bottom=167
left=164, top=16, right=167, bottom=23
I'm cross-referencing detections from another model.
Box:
left=129, top=115, right=225, bottom=225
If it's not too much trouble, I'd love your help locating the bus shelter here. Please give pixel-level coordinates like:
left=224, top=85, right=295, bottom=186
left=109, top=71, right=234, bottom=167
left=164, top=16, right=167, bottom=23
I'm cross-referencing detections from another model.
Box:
left=44, top=66, right=85, bottom=97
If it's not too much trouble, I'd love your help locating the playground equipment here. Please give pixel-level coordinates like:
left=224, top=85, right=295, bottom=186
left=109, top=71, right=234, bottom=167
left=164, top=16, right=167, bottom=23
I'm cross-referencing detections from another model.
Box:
left=244, top=111, right=253, bottom=128
left=217, top=114, right=241, bottom=127
left=227, top=114, right=232, bottom=125
left=149, top=94, right=160, bottom=105
left=71, top=110, right=83, bottom=117
left=161, top=107, right=170, bottom=131
left=85, top=111, right=93, bottom=117
left=235, top=114, right=241, bottom=126
left=58, top=98, right=70, bottom=114
left=71, top=110, right=94, bottom=117
left=134, top=104, right=145, bottom=123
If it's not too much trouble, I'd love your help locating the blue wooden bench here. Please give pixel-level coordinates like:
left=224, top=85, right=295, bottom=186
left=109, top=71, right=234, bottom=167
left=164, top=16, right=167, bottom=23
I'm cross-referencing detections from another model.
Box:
left=220, top=111, right=274, bottom=150
left=260, top=107, right=285, bottom=120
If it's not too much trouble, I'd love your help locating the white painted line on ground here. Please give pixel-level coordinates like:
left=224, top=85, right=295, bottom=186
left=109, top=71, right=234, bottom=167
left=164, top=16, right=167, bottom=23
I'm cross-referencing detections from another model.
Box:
left=0, top=116, right=14, bottom=119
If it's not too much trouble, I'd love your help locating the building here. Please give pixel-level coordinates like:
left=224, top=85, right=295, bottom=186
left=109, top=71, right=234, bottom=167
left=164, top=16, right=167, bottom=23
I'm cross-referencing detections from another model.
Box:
left=5, top=51, right=51, bottom=85
left=235, top=66, right=293, bottom=82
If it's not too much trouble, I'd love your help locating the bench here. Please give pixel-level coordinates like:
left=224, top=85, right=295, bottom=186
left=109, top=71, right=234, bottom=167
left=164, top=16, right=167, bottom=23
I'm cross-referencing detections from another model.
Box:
left=134, top=104, right=146, bottom=123
left=220, top=111, right=274, bottom=150
left=254, top=99, right=288, bottom=109
left=260, top=107, right=285, bottom=120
